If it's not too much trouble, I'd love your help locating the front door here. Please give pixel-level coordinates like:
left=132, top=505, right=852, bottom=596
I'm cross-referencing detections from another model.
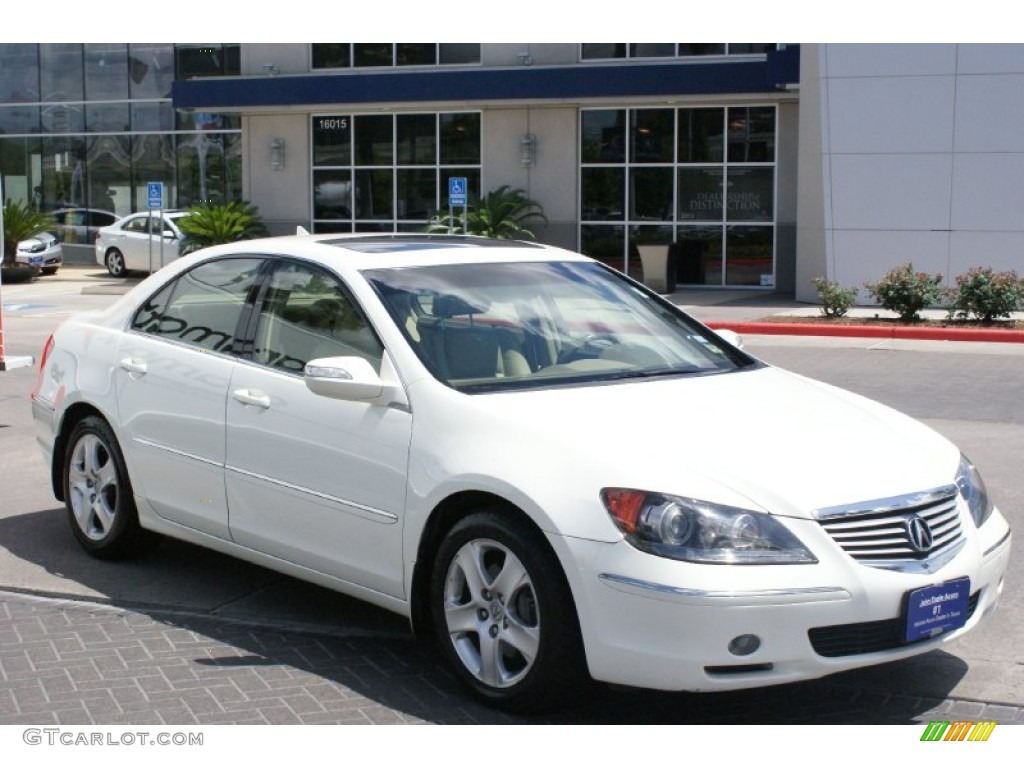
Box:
left=224, top=261, right=411, bottom=598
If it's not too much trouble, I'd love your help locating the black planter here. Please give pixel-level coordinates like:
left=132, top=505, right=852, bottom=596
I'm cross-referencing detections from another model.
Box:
left=0, top=263, right=40, bottom=283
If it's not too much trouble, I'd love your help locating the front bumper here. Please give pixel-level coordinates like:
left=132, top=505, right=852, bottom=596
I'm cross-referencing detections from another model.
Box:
left=552, top=509, right=1011, bottom=692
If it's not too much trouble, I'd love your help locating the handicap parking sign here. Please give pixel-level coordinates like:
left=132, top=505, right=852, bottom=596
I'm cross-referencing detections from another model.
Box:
left=147, top=182, right=164, bottom=210
left=448, top=177, right=467, bottom=206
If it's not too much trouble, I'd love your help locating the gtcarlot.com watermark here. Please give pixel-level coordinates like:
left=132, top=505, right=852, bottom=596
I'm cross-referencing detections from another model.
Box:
left=23, top=728, right=203, bottom=747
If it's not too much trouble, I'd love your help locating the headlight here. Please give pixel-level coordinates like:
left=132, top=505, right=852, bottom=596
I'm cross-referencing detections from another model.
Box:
left=601, top=488, right=817, bottom=565
left=956, top=455, right=993, bottom=527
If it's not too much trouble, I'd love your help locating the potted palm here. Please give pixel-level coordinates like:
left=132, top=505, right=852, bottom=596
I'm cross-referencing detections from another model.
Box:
left=425, top=185, right=547, bottom=240
left=2, top=200, right=56, bottom=283
left=176, top=200, right=270, bottom=255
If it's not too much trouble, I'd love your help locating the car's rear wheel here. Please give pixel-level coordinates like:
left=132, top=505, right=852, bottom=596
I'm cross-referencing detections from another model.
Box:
left=430, top=509, right=587, bottom=711
left=63, top=416, right=159, bottom=559
left=105, top=248, right=126, bottom=277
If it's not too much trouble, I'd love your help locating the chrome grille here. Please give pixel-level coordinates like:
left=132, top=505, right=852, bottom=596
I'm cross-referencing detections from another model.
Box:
left=815, top=485, right=965, bottom=572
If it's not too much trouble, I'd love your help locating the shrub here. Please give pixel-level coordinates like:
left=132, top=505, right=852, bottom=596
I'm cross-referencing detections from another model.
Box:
left=947, top=267, right=1024, bottom=323
left=425, top=185, right=547, bottom=240
left=2, top=200, right=56, bottom=266
left=810, top=277, right=858, bottom=318
left=177, top=200, right=269, bottom=255
left=864, top=263, right=944, bottom=321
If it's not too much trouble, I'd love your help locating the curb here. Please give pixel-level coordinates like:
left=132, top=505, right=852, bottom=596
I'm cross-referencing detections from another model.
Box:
left=705, top=320, right=1024, bottom=344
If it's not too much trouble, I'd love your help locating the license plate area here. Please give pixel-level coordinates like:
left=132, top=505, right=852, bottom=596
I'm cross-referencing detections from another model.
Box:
left=903, top=577, right=970, bottom=643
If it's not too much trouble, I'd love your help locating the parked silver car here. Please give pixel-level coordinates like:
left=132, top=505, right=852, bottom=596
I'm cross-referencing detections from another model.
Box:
left=16, top=231, right=63, bottom=275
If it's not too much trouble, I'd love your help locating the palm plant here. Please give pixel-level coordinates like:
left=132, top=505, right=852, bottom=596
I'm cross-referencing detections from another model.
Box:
left=425, top=185, right=547, bottom=240
left=177, top=200, right=269, bottom=255
left=2, top=200, right=56, bottom=266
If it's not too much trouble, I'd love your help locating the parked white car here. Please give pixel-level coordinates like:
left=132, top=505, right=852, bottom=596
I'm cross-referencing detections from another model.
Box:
left=93, top=211, right=188, bottom=277
left=31, top=234, right=1012, bottom=711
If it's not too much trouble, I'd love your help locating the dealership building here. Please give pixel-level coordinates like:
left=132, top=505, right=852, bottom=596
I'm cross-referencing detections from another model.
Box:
left=2, top=43, right=1022, bottom=301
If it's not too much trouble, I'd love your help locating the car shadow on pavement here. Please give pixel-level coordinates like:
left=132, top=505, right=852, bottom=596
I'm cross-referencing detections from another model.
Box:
left=0, top=508, right=971, bottom=725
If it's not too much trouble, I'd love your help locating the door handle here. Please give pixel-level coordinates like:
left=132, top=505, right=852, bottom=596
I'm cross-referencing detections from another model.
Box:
left=232, top=388, right=271, bottom=409
left=118, top=357, right=147, bottom=377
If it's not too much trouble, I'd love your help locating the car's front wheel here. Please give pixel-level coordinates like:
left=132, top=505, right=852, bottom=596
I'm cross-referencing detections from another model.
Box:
left=105, top=248, right=126, bottom=277
left=63, top=416, right=159, bottom=559
left=430, top=509, right=587, bottom=711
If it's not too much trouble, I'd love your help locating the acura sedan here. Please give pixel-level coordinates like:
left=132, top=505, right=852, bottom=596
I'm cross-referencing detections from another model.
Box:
left=30, top=234, right=1012, bottom=711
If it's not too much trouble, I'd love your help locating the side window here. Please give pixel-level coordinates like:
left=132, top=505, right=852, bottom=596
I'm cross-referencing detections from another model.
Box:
left=130, top=258, right=264, bottom=353
left=252, top=262, right=383, bottom=375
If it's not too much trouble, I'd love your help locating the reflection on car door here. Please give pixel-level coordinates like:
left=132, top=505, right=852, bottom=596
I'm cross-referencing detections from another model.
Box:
left=115, top=258, right=264, bottom=538
left=225, top=261, right=411, bottom=598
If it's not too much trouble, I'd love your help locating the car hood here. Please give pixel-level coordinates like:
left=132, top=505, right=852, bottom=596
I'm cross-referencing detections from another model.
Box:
left=435, top=365, right=959, bottom=522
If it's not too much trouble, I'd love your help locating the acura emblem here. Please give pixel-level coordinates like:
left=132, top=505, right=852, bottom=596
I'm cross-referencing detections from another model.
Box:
left=905, top=515, right=934, bottom=553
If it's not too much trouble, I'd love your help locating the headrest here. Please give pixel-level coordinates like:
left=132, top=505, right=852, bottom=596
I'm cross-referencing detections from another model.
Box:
left=432, top=294, right=489, bottom=318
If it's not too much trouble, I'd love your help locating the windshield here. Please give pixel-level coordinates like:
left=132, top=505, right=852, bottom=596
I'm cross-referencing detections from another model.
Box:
left=364, top=261, right=756, bottom=392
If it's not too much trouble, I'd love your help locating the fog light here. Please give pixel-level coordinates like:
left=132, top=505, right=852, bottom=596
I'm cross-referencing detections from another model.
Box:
left=728, top=634, right=761, bottom=656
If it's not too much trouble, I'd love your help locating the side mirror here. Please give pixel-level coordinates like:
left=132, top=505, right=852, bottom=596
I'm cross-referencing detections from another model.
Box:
left=303, top=356, right=388, bottom=401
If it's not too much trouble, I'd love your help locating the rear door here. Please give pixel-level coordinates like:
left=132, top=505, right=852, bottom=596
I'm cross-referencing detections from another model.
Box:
left=115, top=257, right=265, bottom=538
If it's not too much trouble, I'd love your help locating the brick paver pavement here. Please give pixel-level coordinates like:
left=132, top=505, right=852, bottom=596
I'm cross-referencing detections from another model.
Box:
left=2, top=590, right=1022, bottom=726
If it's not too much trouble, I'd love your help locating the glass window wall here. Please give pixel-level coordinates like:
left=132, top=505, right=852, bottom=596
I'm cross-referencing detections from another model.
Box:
left=0, top=44, right=242, bottom=233
left=311, top=112, right=481, bottom=234
left=312, top=44, right=480, bottom=69
left=580, top=105, right=777, bottom=287
left=581, top=44, right=775, bottom=60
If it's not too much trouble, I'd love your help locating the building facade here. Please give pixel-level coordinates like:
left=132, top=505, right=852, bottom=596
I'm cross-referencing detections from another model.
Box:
left=796, top=44, right=1024, bottom=301
left=4, top=43, right=1021, bottom=301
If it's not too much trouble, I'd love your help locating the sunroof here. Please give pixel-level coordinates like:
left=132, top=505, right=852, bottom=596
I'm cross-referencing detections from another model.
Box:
left=324, top=235, right=542, bottom=253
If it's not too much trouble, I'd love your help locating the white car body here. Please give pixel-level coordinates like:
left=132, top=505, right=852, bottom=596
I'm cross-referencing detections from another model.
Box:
left=93, top=211, right=187, bottom=276
left=31, top=234, right=1012, bottom=709
left=16, top=231, right=63, bottom=274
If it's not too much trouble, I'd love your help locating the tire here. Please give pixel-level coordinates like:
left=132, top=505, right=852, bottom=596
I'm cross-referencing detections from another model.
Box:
left=430, top=509, right=587, bottom=712
left=62, top=416, right=159, bottom=560
left=105, top=248, right=126, bottom=277
left=41, top=267, right=59, bottom=276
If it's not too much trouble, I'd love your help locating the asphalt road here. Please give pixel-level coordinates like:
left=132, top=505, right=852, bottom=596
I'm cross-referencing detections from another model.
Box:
left=0, top=271, right=1021, bottom=726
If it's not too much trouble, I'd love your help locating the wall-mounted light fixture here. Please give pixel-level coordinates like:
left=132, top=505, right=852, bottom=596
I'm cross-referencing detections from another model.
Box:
left=520, top=133, right=536, bottom=167
left=269, top=138, right=285, bottom=171
left=262, top=63, right=280, bottom=76
left=516, top=51, right=533, bottom=66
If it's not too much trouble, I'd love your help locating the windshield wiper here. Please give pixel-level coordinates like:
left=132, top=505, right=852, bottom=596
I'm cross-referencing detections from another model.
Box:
left=601, top=367, right=702, bottom=381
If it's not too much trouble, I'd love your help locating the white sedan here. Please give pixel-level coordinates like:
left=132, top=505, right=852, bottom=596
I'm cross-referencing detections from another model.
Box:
left=94, top=211, right=189, bottom=277
left=31, top=234, right=1012, bottom=711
